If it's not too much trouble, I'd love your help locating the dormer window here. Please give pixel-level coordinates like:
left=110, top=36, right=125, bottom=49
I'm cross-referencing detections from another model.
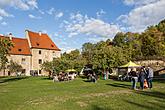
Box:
left=51, top=44, right=54, bottom=47
left=36, top=42, right=40, bottom=46
left=18, top=49, right=22, bottom=51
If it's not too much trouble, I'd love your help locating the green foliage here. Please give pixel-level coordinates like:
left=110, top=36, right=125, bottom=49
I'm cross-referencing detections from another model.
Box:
left=41, top=58, right=62, bottom=74
left=0, top=38, right=13, bottom=75
left=41, top=49, right=85, bottom=74
left=82, top=42, right=95, bottom=64
left=7, top=60, right=22, bottom=75
left=141, top=26, right=165, bottom=57
left=43, top=19, right=165, bottom=73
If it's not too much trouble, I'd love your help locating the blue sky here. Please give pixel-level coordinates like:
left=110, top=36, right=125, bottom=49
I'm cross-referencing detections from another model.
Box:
left=0, top=0, right=165, bottom=53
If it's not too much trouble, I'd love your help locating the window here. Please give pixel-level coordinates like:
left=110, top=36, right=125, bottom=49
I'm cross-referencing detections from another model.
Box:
left=22, top=69, right=26, bottom=74
left=21, top=58, right=26, bottom=64
left=39, top=70, right=42, bottom=74
left=36, top=42, right=40, bottom=46
left=51, top=44, right=54, bottom=47
left=39, top=59, right=42, bottom=64
left=18, top=49, right=22, bottom=51
left=39, top=50, right=41, bottom=54
left=52, top=51, right=56, bottom=57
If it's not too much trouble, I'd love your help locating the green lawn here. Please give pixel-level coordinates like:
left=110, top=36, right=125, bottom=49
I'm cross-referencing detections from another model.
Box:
left=0, top=76, right=165, bottom=110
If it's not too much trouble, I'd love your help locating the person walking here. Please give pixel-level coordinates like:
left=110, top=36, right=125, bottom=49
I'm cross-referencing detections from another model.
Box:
left=146, top=67, right=154, bottom=89
left=139, top=67, right=146, bottom=90
left=130, top=68, right=138, bottom=90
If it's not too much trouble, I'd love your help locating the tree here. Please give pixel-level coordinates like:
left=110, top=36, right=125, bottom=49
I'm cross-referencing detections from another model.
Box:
left=7, top=60, right=22, bottom=76
left=141, top=26, right=165, bottom=57
left=113, top=32, right=126, bottom=47
left=82, top=42, right=95, bottom=64
left=0, top=38, right=13, bottom=75
left=62, top=49, right=85, bottom=72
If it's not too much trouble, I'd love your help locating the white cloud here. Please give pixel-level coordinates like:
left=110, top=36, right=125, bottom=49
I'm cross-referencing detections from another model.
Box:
left=70, top=13, right=83, bottom=20
left=28, top=14, right=41, bottom=19
left=64, top=13, right=120, bottom=38
left=88, top=37, right=108, bottom=43
left=1, top=21, right=7, bottom=26
left=66, top=48, right=76, bottom=54
left=27, top=0, right=38, bottom=9
left=0, top=8, right=13, bottom=17
left=123, top=0, right=159, bottom=6
left=0, top=0, right=38, bottom=19
left=96, top=9, right=106, bottom=18
left=0, top=0, right=38, bottom=10
left=55, top=12, right=63, bottom=18
left=38, top=10, right=45, bottom=14
left=68, top=32, right=79, bottom=38
left=123, top=0, right=135, bottom=5
left=47, top=8, right=63, bottom=19
left=47, top=8, right=55, bottom=15
left=119, top=0, right=165, bottom=32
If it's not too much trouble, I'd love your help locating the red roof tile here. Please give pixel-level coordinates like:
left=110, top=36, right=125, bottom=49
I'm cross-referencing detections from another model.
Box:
left=0, top=35, right=31, bottom=55
left=27, top=30, right=61, bottom=51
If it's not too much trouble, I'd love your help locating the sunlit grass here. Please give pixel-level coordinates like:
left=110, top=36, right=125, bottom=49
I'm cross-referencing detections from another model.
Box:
left=0, top=76, right=165, bottom=110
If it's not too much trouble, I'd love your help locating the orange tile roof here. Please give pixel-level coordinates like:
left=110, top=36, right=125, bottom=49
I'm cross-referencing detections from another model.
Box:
left=0, top=35, right=31, bottom=55
left=27, top=30, right=61, bottom=51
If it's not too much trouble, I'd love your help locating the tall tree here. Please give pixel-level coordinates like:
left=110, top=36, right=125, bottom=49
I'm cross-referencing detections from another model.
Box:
left=113, top=32, right=126, bottom=47
left=82, top=42, right=95, bottom=64
left=141, top=26, right=165, bottom=57
left=0, top=38, right=13, bottom=75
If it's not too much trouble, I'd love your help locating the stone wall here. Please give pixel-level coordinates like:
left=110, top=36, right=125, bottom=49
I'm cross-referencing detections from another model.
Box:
left=31, top=48, right=60, bottom=76
left=135, top=60, right=165, bottom=72
left=0, top=55, right=31, bottom=76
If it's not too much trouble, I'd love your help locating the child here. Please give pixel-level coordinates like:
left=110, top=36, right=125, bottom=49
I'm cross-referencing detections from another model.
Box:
left=144, top=79, right=148, bottom=89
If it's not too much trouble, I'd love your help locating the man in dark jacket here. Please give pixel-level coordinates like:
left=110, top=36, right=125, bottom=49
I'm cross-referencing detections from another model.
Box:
left=129, top=68, right=138, bottom=90
left=139, top=68, right=146, bottom=90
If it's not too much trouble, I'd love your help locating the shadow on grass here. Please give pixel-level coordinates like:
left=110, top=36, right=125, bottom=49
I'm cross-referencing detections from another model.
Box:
left=91, top=105, right=111, bottom=110
left=124, top=100, right=155, bottom=110
left=153, top=79, right=165, bottom=83
left=106, top=83, right=131, bottom=89
left=129, top=90, right=165, bottom=109
left=0, top=76, right=28, bottom=83
left=41, top=77, right=52, bottom=80
left=78, top=75, right=87, bottom=79
left=83, top=79, right=92, bottom=82
left=134, top=90, right=165, bottom=99
left=124, top=99, right=165, bottom=110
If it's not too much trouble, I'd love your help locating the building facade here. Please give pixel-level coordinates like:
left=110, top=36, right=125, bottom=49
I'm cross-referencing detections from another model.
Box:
left=0, top=30, right=61, bottom=76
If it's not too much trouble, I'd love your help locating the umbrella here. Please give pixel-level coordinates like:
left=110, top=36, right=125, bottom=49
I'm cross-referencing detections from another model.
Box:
left=83, top=68, right=92, bottom=71
left=66, top=69, right=76, bottom=72
left=119, top=61, right=141, bottom=68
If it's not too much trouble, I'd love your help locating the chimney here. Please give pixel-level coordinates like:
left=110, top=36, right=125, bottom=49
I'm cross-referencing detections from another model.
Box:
left=39, top=31, right=42, bottom=36
left=9, top=33, right=12, bottom=40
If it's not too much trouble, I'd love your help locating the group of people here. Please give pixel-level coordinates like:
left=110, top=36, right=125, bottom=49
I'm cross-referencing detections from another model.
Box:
left=87, top=73, right=98, bottom=83
left=129, top=66, right=153, bottom=90
left=53, top=72, right=76, bottom=82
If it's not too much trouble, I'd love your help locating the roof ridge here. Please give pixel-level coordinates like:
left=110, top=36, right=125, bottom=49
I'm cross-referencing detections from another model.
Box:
left=26, top=30, right=47, bottom=35
left=0, top=35, right=26, bottom=40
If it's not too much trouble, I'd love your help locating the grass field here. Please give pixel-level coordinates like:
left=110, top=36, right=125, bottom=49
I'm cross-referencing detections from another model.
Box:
left=0, top=76, right=165, bottom=110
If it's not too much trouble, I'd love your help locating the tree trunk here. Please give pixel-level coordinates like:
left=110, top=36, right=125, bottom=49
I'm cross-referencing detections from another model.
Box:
left=3, top=69, right=5, bottom=76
